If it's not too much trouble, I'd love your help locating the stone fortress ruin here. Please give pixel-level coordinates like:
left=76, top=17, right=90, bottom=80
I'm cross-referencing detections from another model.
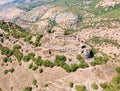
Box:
left=40, top=31, right=94, bottom=63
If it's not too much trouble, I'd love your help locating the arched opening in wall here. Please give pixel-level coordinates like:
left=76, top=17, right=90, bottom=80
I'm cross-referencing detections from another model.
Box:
left=87, top=50, right=94, bottom=58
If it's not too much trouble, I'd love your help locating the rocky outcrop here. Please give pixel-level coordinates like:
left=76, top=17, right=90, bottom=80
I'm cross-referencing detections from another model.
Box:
left=55, top=12, right=80, bottom=29
left=30, top=20, right=52, bottom=34
left=96, top=0, right=120, bottom=8
left=80, top=45, right=94, bottom=59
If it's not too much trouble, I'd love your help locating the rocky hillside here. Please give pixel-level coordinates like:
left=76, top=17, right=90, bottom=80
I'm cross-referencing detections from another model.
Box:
left=0, top=0, right=120, bottom=91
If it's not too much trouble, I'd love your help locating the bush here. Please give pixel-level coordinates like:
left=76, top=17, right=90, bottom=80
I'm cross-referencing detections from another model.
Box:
left=79, top=63, right=89, bottom=68
left=28, top=52, right=35, bottom=59
left=70, top=64, right=79, bottom=72
left=23, top=87, right=32, bottom=91
left=32, top=66, right=37, bottom=71
left=32, top=79, right=37, bottom=86
left=68, top=82, right=73, bottom=87
left=34, top=57, right=43, bottom=66
left=9, top=68, right=14, bottom=73
left=4, top=70, right=8, bottom=75
left=62, top=64, right=71, bottom=72
left=13, top=45, right=21, bottom=49
left=43, top=60, right=54, bottom=67
left=8, top=57, right=12, bottom=63
left=0, top=88, right=2, bottom=91
left=39, top=68, right=43, bottom=73
left=24, top=35, right=32, bottom=42
left=3, top=57, right=8, bottom=63
left=29, top=63, right=33, bottom=69
left=1, top=47, right=13, bottom=57
left=44, top=84, right=48, bottom=87
left=91, top=83, right=98, bottom=90
left=55, top=55, right=66, bottom=62
left=23, top=56, right=30, bottom=62
left=64, top=29, right=72, bottom=35
left=100, top=83, right=108, bottom=89
left=54, top=60, right=66, bottom=67
left=12, top=49, right=23, bottom=61
left=77, top=55, right=85, bottom=63
left=90, top=56, right=108, bottom=66
left=116, top=67, right=120, bottom=74
left=32, top=34, right=43, bottom=47
left=75, top=85, right=88, bottom=91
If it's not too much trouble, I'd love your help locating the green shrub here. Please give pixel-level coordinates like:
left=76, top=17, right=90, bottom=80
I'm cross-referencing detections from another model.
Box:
left=70, top=64, right=79, bottom=72
left=3, top=57, right=8, bottom=63
left=55, top=55, right=66, bottom=62
left=39, top=68, right=43, bottom=73
left=12, top=49, right=23, bottom=61
left=79, top=63, right=89, bottom=68
left=34, top=57, right=43, bottom=66
left=62, top=64, right=71, bottom=72
left=0, top=88, right=2, bottom=91
left=54, top=60, right=66, bottom=67
left=100, top=83, right=108, bottom=89
left=29, top=63, right=33, bottom=69
left=28, top=52, right=35, bottom=59
left=32, top=66, right=37, bottom=71
left=23, top=56, right=30, bottom=62
left=4, top=70, right=8, bottom=75
left=13, top=45, right=21, bottom=49
left=24, top=35, right=32, bottom=42
left=23, top=87, right=32, bottom=91
left=43, top=60, right=54, bottom=67
left=90, top=56, right=108, bottom=66
left=91, top=83, right=98, bottom=90
left=9, top=68, right=14, bottom=73
left=44, top=84, right=48, bottom=87
left=77, top=54, right=85, bottom=63
left=32, top=79, right=37, bottom=86
left=8, top=57, right=12, bottom=63
left=116, top=67, right=120, bottom=74
left=75, top=85, right=88, bottom=91
left=68, top=82, right=73, bottom=87
left=1, top=47, right=13, bottom=57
